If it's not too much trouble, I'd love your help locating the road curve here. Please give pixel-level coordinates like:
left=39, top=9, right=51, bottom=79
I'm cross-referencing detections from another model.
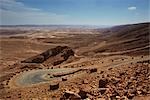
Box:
left=14, top=68, right=78, bottom=86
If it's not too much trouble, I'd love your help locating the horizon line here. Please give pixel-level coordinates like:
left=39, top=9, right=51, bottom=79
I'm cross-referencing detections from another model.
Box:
left=0, top=22, right=149, bottom=27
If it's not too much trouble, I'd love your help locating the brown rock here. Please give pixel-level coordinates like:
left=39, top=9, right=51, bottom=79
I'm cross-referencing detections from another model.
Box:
left=100, top=71, right=104, bottom=74
left=99, top=79, right=108, bottom=88
left=62, top=77, right=67, bottom=81
left=108, top=68, right=112, bottom=70
left=116, top=96, right=120, bottom=99
left=82, top=79, right=88, bottom=84
left=78, top=90, right=88, bottom=99
left=89, top=68, right=97, bottom=73
left=49, top=83, right=59, bottom=90
left=99, top=88, right=107, bottom=95
left=111, top=77, right=120, bottom=84
left=119, top=72, right=125, bottom=76
left=60, top=91, right=81, bottom=99
left=137, top=91, right=142, bottom=95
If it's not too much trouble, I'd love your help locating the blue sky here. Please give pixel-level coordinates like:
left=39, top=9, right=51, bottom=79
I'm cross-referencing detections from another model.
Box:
left=0, top=0, right=149, bottom=25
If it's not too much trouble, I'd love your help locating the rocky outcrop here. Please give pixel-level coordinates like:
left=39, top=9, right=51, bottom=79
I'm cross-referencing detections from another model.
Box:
left=21, top=46, right=74, bottom=65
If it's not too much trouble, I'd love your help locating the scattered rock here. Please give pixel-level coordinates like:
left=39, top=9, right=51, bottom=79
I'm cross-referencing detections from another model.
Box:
left=100, top=71, right=104, bottom=74
left=133, top=95, right=150, bottom=100
left=97, top=98, right=105, bottom=100
left=78, top=90, right=88, bottom=99
left=62, top=77, right=67, bottom=81
left=89, top=68, right=97, bottom=73
left=99, top=88, right=107, bottom=95
left=49, top=83, right=59, bottom=90
left=141, top=56, right=143, bottom=58
left=111, top=77, right=120, bottom=84
left=119, top=72, right=125, bottom=76
left=137, top=90, right=142, bottom=95
left=82, top=79, right=88, bottom=84
left=60, top=91, right=81, bottom=99
left=108, top=68, right=112, bottom=70
left=99, top=79, right=108, bottom=88
left=116, top=96, right=120, bottom=99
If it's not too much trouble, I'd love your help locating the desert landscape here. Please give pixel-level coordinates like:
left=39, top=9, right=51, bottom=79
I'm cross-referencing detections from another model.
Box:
left=0, top=22, right=149, bottom=99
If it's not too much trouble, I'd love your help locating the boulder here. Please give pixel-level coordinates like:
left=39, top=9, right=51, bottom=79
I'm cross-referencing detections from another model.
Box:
left=99, top=88, right=107, bottom=95
left=60, top=91, right=81, bottom=99
left=78, top=90, right=88, bottom=99
left=99, top=79, right=108, bottom=88
left=62, top=77, right=67, bottom=81
left=49, top=83, right=59, bottom=90
left=89, top=68, right=97, bottom=73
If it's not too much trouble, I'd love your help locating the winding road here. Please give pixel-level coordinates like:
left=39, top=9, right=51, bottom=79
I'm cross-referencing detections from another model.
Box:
left=14, top=68, right=79, bottom=86
left=9, top=55, right=149, bottom=88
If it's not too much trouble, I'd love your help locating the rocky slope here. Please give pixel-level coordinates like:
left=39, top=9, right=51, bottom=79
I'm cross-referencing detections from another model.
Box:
left=81, top=23, right=150, bottom=56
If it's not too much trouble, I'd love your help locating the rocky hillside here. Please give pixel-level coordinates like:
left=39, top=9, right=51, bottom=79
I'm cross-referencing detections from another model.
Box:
left=81, top=23, right=150, bottom=56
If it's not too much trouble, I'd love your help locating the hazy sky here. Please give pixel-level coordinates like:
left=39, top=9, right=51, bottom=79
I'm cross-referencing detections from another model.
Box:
left=0, top=0, right=149, bottom=25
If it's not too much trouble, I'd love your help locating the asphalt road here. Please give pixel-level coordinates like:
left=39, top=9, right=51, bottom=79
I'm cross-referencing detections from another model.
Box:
left=15, top=68, right=77, bottom=86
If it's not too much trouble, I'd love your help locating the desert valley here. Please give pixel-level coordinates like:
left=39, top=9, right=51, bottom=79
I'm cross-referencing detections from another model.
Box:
left=0, top=23, right=149, bottom=99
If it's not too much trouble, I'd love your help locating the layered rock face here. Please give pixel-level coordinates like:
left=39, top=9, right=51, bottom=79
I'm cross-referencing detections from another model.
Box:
left=21, top=46, right=74, bottom=65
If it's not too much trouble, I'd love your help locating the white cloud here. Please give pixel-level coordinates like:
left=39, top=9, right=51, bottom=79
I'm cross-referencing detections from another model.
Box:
left=128, top=6, right=137, bottom=10
left=0, top=0, right=68, bottom=25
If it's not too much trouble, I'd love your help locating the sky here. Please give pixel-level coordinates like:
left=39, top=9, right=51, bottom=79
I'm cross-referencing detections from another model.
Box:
left=0, top=0, right=149, bottom=25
